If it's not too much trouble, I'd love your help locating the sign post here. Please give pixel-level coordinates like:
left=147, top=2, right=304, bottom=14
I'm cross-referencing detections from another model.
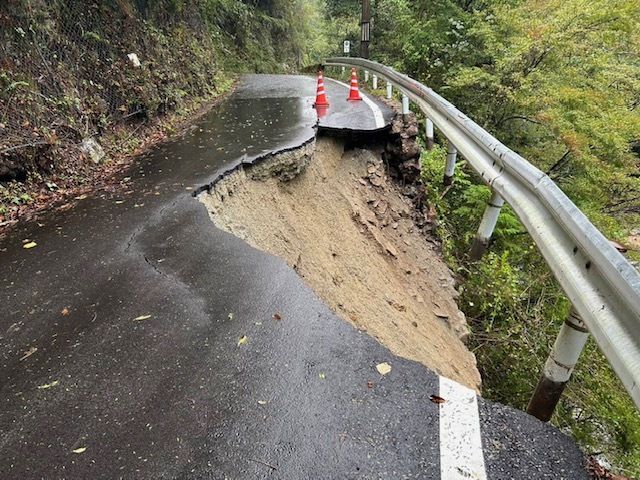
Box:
left=342, top=41, right=350, bottom=73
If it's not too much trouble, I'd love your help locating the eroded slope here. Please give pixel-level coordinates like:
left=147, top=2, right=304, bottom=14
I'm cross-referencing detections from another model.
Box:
left=200, top=137, right=481, bottom=389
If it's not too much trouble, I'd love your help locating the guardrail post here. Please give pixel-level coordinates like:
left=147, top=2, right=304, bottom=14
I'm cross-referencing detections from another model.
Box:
left=426, top=118, right=435, bottom=150
left=402, top=94, right=410, bottom=116
left=365, top=70, right=369, bottom=83
left=527, top=309, right=589, bottom=422
left=386, top=82, right=393, bottom=99
left=444, top=140, right=457, bottom=185
left=470, top=191, right=504, bottom=260
left=372, top=75, right=378, bottom=90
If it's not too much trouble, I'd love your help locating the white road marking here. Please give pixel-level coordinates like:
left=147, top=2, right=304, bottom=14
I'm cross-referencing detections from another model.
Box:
left=326, top=78, right=386, bottom=129
left=439, top=376, right=488, bottom=480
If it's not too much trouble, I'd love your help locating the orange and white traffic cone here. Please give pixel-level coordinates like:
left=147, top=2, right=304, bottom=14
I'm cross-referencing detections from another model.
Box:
left=347, top=68, right=363, bottom=101
left=313, top=71, right=330, bottom=108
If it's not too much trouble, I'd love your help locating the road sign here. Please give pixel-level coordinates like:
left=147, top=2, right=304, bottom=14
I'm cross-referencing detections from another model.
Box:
left=343, top=41, right=350, bottom=54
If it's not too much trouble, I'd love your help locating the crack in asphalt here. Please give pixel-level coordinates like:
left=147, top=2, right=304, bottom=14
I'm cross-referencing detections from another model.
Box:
left=143, top=255, right=166, bottom=278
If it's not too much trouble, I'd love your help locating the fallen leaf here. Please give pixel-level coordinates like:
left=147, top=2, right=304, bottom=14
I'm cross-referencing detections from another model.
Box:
left=134, top=315, right=152, bottom=321
left=38, top=380, right=59, bottom=390
left=273, top=313, right=282, bottom=321
left=237, top=335, right=248, bottom=346
left=61, top=307, right=70, bottom=316
left=430, top=395, right=446, bottom=404
left=257, top=400, right=267, bottom=405
left=318, top=373, right=326, bottom=380
left=20, top=346, right=37, bottom=361
left=72, top=447, right=87, bottom=454
left=609, top=240, right=627, bottom=253
left=23, top=241, right=37, bottom=249
left=376, top=362, right=392, bottom=376
left=74, top=194, right=88, bottom=200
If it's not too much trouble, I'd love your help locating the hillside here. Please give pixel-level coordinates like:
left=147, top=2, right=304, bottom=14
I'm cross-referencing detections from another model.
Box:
left=0, top=0, right=326, bottom=228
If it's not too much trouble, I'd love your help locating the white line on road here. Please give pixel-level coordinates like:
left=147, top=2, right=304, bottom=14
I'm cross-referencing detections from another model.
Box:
left=326, top=78, right=385, bottom=129
left=439, top=376, right=488, bottom=480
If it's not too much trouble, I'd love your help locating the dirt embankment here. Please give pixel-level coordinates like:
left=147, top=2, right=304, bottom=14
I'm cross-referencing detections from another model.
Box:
left=200, top=136, right=481, bottom=390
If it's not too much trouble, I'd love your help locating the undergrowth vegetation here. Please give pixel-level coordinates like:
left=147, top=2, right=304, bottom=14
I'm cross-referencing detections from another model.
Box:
left=421, top=144, right=640, bottom=475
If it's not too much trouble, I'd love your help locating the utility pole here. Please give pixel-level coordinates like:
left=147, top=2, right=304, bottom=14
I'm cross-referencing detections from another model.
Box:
left=361, top=0, right=371, bottom=59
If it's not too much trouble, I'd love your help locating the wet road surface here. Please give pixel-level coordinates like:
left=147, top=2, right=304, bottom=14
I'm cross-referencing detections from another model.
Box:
left=0, top=75, right=587, bottom=479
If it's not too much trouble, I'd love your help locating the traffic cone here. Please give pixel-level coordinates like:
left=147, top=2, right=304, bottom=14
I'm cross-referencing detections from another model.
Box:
left=347, top=68, right=363, bottom=101
left=313, top=71, right=330, bottom=108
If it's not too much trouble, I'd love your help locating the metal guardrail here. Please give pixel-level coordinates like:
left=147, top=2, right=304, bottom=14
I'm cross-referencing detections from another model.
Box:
left=325, top=57, right=640, bottom=416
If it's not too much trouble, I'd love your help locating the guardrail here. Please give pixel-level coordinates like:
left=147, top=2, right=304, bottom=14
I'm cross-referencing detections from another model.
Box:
left=325, top=57, right=640, bottom=419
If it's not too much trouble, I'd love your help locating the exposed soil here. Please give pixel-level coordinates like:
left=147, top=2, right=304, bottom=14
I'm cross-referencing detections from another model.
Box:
left=200, top=136, right=481, bottom=390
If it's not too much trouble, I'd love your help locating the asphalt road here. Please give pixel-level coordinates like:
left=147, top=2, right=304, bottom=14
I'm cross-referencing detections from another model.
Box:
left=0, top=75, right=587, bottom=479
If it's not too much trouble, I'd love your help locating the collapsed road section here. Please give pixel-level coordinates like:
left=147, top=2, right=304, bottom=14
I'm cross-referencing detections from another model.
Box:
left=199, top=130, right=481, bottom=389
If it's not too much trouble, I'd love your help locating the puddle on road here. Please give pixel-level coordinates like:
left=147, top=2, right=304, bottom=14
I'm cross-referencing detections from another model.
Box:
left=199, top=136, right=481, bottom=390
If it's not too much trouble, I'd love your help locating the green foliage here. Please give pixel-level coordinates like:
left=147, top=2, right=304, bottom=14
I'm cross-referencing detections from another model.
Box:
left=0, top=183, right=33, bottom=208
left=396, top=0, right=640, bottom=229
left=320, top=0, right=361, bottom=56
left=324, top=0, right=360, bottom=19
left=367, top=0, right=640, bottom=473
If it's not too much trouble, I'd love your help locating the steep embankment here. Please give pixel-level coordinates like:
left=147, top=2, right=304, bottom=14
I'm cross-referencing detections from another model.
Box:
left=0, top=0, right=319, bottom=231
left=200, top=136, right=481, bottom=389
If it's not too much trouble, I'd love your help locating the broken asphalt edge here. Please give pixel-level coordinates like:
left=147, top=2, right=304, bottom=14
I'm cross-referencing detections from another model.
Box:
left=192, top=120, right=392, bottom=199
